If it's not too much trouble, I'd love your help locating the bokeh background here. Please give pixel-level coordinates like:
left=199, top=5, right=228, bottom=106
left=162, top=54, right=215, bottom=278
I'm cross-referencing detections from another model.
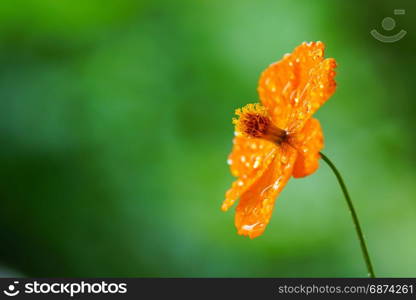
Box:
left=0, top=0, right=415, bottom=277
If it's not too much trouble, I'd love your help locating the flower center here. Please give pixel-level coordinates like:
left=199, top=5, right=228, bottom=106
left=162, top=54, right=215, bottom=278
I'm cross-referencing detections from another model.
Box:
left=233, top=103, right=287, bottom=144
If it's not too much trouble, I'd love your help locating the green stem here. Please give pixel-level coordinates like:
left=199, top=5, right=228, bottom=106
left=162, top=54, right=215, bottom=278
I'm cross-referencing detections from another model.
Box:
left=319, top=152, right=375, bottom=278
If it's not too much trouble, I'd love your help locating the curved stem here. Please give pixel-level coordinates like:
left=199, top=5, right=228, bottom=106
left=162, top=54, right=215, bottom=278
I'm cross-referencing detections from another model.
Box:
left=320, top=152, right=375, bottom=278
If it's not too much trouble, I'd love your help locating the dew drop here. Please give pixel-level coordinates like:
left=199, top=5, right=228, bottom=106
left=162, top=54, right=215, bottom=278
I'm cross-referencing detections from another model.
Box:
left=273, top=179, right=281, bottom=190
left=242, top=222, right=259, bottom=231
left=260, top=184, right=273, bottom=196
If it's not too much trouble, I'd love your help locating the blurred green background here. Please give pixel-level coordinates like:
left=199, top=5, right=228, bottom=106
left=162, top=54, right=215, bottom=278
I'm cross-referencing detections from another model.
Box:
left=0, top=0, right=415, bottom=277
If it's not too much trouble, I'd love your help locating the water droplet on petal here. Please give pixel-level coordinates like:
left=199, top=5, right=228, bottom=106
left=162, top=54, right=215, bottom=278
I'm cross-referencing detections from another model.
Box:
left=273, top=178, right=281, bottom=190
left=242, top=222, right=260, bottom=231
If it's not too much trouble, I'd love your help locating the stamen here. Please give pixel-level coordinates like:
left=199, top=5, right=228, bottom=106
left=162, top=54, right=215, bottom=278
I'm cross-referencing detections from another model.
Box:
left=233, top=103, right=287, bottom=144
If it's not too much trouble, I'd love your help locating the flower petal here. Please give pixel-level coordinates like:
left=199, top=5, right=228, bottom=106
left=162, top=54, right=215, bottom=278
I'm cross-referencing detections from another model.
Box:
left=290, top=118, right=324, bottom=178
left=235, top=144, right=297, bottom=238
left=258, top=41, right=336, bottom=133
left=222, top=136, right=277, bottom=211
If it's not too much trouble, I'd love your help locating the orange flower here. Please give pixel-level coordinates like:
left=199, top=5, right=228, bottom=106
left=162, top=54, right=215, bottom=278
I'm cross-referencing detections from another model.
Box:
left=222, top=42, right=337, bottom=239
